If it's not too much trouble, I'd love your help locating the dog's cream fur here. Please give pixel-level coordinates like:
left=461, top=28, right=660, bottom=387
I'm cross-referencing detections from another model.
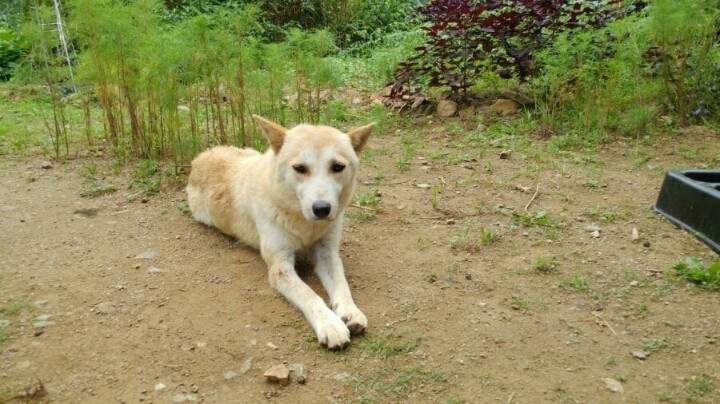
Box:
left=186, top=115, right=373, bottom=349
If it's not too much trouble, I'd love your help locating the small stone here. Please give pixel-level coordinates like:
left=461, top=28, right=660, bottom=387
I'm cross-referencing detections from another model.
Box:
left=446, top=219, right=456, bottom=225
left=333, top=372, right=350, bottom=382
left=196, top=341, right=206, bottom=348
left=499, top=150, right=512, bottom=160
left=288, top=363, right=306, bottom=384
left=172, top=393, right=198, bottom=402
left=490, top=99, right=520, bottom=116
left=590, top=230, right=600, bottom=238
left=40, top=161, right=53, bottom=169
left=0, top=319, right=10, bottom=328
left=643, top=241, right=651, bottom=248
left=602, top=377, right=624, bottom=393
left=95, top=302, right=115, bottom=315
left=239, top=357, right=253, bottom=374
left=632, top=350, right=649, bottom=360
left=224, top=370, right=239, bottom=380
left=190, top=385, right=199, bottom=393
left=629, top=281, right=639, bottom=287
left=264, top=364, right=290, bottom=385
left=631, top=228, right=640, bottom=242
left=416, top=183, right=431, bottom=189
left=134, top=250, right=157, bottom=260
left=147, top=266, right=164, bottom=274
left=33, top=329, right=44, bottom=337
left=464, top=273, right=472, bottom=281
left=436, top=100, right=458, bottom=117
left=266, top=342, right=278, bottom=350
left=154, top=383, right=166, bottom=392
left=33, top=300, right=48, bottom=307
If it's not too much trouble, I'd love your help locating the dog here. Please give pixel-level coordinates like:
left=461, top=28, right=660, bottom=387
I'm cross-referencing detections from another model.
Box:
left=186, top=115, right=374, bottom=349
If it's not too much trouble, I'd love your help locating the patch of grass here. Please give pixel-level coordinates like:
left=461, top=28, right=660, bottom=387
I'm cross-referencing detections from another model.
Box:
left=176, top=200, right=190, bottom=215
left=479, top=227, right=497, bottom=245
left=686, top=374, right=714, bottom=399
left=509, top=296, right=547, bottom=313
left=0, top=300, right=30, bottom=316
left=584, top=206, right=624, bottom=223
left=353, top=189, right=381, bottom=208
left=347, top=210, right=376, bottom=221
left=512, top=210, right=555, bottom=228
left=132, top=159, right=161, bottom=195
left=642, top=338, right=667, bottom=353
left=561, top=275, right=589, bottom=293
left=352, top=364, right=446, bottom=402
left=532, top=256, right=558, bottom=274
left=431, top=184, right=442, bottom=210
left=673, top=258, right=720, bottom=290
left=83, top=162, right=98, bottom=178
left=395, top=136, right=418, bottom=171
left=449, top=226, right=481, bottom=253
left=80, top=179, right=117, bottom=198
left=357, top=333, right=419, bottom=359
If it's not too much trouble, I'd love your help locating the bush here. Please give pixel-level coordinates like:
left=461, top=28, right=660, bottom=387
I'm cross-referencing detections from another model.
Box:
left=0, top=26, right=25, bottom=81
left=390, top=0, right=623, bottom=100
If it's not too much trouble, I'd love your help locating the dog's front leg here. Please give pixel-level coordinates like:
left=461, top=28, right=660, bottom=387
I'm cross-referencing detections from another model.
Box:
left=258, top=222, right=350, bottom=350
left=312, top=226, right=368, bottom=335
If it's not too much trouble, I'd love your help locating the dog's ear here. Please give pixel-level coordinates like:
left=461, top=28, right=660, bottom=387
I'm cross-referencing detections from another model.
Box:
left=347, top=123, right=374, bottom=153
left=253, top=114, right=287, bottom=153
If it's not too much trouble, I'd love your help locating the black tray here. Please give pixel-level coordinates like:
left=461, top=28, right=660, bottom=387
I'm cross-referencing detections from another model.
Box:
left=654, top=170, right=720, bottom=253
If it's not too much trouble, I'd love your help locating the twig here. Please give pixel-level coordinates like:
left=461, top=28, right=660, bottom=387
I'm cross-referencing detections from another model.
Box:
left=591, top=311, right=617, bottom=335
left=350, top=204, right=376, bottom=211
left=524, top=184, right=540, bottom=212
left=507, top=392, right=516, bottom=403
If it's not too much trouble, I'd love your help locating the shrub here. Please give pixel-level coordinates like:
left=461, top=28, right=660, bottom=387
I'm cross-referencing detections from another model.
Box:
left=390, top=0, right=624, bottom=100
left=0, top=26, right=25, bottom=81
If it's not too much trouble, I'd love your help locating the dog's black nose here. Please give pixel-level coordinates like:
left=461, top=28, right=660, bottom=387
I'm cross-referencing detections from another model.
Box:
left=312, top=201, right=332, bottom=219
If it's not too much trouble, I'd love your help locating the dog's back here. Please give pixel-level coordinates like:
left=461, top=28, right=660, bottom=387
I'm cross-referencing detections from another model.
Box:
left=186, top=146, right=261, bottom=237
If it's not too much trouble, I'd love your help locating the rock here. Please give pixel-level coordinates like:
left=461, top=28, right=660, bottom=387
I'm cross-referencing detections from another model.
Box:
left=0, top=319, right=10, bottom=328
left=631, top=227, right=640, bottom=242
left=33, top=329, right=44, bottom=337
left=190, top=385, right=199, bottom=394
left=224, top=371, right=239, bottom=380
left=602, top=377, right=624, bottom=393
left=590, top=230, right=600, bottom=238
left=134, top=249, right=157, bottom=260
left=288, top=363, right=306, bottom=384
left=629, top=281, right=639, bottom=287
left=446, top=219, right=456, bottom=225
left=264, top=364, right=290, bottom=385
left=172, top=393, right=198, bottom=402
left=333, top=372, right=350, bottom=382
left=239, top=357, right=253, bottom=374
left=458, top=106, right=477, bottom=119
left=416, top=183, right=431, bottom=189
left=490, top=99, right=520, bottom=116
left=436, top=100, right=458, bottom=118
left=499, top=150, right=512, bottom=160
left=33, top=315, right=53, bottom=329
left=154, top=383, right=166, bottom=392
left=643, top=241, right=651, bottom=248
left=94, top=302, right=115, bottom=315
left=266, top=342, right=278, bottom=350
left=476, top=123, right=487, bottom=132
left=585, top=223, right=601, bottom=238
left=147, top=266, right=164, bottom=274
left=40, top=161, right=53, bottom=169
left=632, top=350, right=649, bottom=360
left=33, top=300, right=48, bottom=307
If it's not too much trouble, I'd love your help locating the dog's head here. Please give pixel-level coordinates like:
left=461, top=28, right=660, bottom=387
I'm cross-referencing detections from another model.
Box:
left=253, top=115, right=373, bottom=221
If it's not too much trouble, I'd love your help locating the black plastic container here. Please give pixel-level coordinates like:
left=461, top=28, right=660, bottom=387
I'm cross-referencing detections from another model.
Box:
left=654, top=170, right=720, bottom=253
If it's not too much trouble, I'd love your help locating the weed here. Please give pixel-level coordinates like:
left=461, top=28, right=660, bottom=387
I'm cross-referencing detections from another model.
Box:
left=353, top=189, right=381, bottom=208
left=352, top=364, right=446, bottom=402
left=0, top=300, right=29, bottom=316
left=509, top=296, right=547, bottom=314
left=480, top=227, right=497, bottom=245
left=512, top=210, right=554, bottom=228
left=561, top=275, right=589, bottom=292
left=686, top=374, right=713, bottom=399
left=83, top=162, right=98, bottom=178
left=449, top=226, right=480, bottom=253
left=80, top=179, right=117, bottom=198
left=347, top=211, right=376, bottom=221
left=431, top=184, right=442, bottom=210
left=642, top=338, right=667, bottom=353
left=532, top=256, right=558, bottom=274
left=395, top=136, right=418, bottom=171
left=358, top=333, right=419, bottom=359
left=176, top=200, right=190, bottom=215
left=673, top=258, right=720, bottom=290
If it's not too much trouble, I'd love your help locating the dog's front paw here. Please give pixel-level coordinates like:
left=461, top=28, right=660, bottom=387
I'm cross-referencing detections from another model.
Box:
left=333, top=303, right=367, bottom=335
left=313, top=308, right=351, bottom=350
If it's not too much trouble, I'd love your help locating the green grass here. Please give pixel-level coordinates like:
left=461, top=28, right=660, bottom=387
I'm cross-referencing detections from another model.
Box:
left=511, top=210, right=555, bottom=228
left=561, top=275, right=589, bottom=292
left=642, top=338, right=667, bottom=353
left=132, top=159, right=161, bottom=195
left=431, top=184, right=442, bottom=210
left=532, top=256, right=558, bottom=274
left=357, top=333, right=419, bottom=359
left=509, top=296, right=548, bottom=313
left=686, top=374, right=714, bottom=399
left=480, top=227, right=497, bottom=245
left=353, top=189, right=381, bottom=208
left=0, top=300, right=30, bottom=316
left=673, top=258, right=720, bottom=290
left=80, top=179, right=117, bottom=198
left=347, top=210, right=376, bottom=221
left=351, top=364, right=446, bottom=403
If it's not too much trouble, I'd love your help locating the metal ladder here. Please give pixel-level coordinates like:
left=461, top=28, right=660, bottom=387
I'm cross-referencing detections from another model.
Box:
left=35, top=0, right=78, bottom=93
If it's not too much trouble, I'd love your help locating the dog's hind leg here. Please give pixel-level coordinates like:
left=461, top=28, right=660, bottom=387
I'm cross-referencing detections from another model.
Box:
left=257, top=221, right=351, bottom=350
left=311, top=225, right=368, bottom=335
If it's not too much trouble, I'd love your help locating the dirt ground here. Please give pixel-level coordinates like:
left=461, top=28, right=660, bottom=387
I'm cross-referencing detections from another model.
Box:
left=1, top=122, right=719, bottom=404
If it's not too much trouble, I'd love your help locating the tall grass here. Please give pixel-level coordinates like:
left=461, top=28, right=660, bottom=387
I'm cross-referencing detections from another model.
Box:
left=68, top=0, right=342, bottom=165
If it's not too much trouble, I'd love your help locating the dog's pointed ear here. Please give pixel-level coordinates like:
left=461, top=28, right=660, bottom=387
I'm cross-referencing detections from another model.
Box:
left=347, top=123, right=374, bottom=153
left=253, top=114, right=287, bottom=153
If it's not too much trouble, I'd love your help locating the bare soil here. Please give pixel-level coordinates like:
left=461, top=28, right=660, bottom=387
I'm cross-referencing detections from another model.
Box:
left=1, top=123, right=719, bottom=403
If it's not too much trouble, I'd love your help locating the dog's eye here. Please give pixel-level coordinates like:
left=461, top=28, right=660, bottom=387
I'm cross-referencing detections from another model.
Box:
left=331, top=163, right=345, bottom=173
left=292, top=164, right=308, bottom=174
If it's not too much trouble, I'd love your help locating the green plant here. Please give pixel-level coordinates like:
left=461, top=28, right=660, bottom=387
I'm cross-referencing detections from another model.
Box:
left=479, top=227, right=496, bottom=245
left=430, top=184, right=442, bottom=210
left=642, top=338, right=667, bottom=353
left=512, top=210, right=554, bottom=228
left=353, top=189, right=381, bottom=208
left=532, top=256, right=558, bottom=274
left=673, top=258, right=720, bottom=290
left=561, top=275, right=589, bottom=292
left=358, top=333, right=419, bottom=359
left=686, top=374, right=714, bottom=398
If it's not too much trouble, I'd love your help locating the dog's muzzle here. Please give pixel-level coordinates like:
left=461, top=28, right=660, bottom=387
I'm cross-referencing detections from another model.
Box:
left=312, top=201, right=332, bottom=219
